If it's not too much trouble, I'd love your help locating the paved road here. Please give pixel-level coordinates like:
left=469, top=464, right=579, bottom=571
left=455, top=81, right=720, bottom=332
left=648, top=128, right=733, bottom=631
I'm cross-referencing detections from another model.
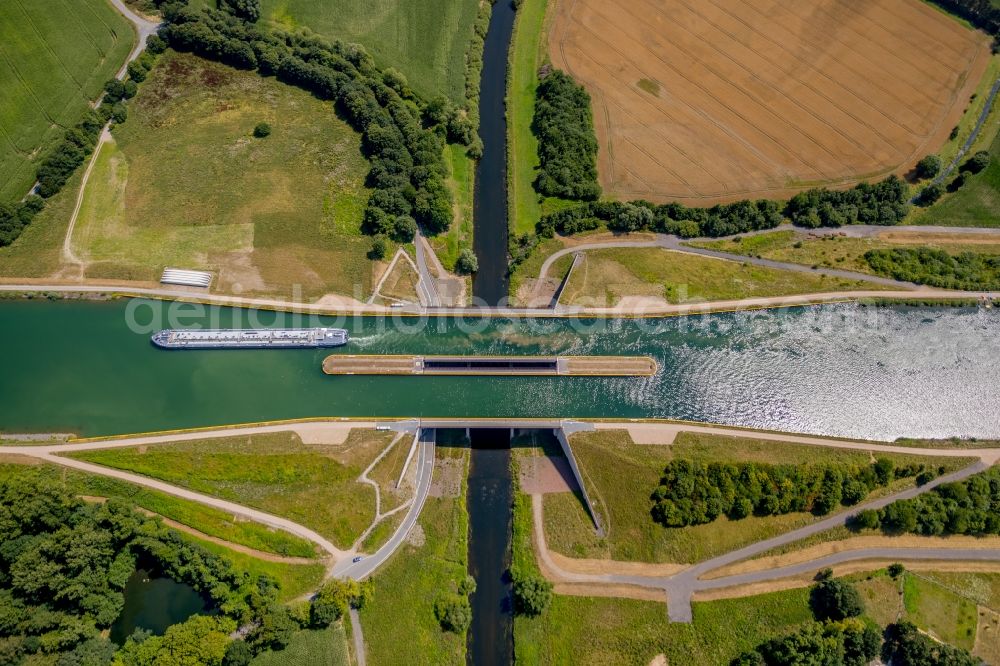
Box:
left=414, top=230, right=442, bottom=307
left=332, top=429, right=436, bottom=579
left=911, top=76, right=1000, bottom=203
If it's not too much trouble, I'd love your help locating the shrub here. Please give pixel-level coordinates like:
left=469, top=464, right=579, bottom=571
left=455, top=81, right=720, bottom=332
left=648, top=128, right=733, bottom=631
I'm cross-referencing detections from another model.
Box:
left=864, top=247, right=1000, bottom=291
left=220, top=0, right=261, bottom=22
left=532, top=70, right=601, bottom=200
left=111, top=103, right=128, bottom=125
left=883, top=621, right=981, bottom=665
left=310, top=579, right=373, bottom=628
left=887, top=563, right=905, bottom=579
left=965, top=150, right=991, bottom=174
left=369, top=234, right=390, bottom=260
left=252, top=122, right=271, bottom=138
left=915, top=154, right=942, bottom=179
left=455, top=248, right=478, bottom=274
left=146, top=34, right=167, bottom=55
left=916, top=183, right=943, bottom=206
left=434, top=595, right=472, bottom=633
left=810, top=578, right=865, bottom=621
left=126, top=60, right=148, bottom=83
left=103, top=78, right=127, bottom=102
left=511, top=567, right=552, bottom=616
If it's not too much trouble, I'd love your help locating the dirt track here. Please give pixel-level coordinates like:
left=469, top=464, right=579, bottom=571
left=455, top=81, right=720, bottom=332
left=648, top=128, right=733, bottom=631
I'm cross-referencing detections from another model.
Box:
left=550, top=0, right=991, bottom=203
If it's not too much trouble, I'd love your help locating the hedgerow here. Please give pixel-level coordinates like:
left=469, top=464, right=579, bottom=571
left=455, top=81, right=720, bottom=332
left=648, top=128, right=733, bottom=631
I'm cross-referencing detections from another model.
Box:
left=864, top=247, right=1000, bottom=290
left=650, top=458, right=926, bottom=528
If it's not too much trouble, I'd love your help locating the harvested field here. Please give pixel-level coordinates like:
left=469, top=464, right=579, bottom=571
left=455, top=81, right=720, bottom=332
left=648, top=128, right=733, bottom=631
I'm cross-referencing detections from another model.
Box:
left=550, top=0, right=991, bottom=204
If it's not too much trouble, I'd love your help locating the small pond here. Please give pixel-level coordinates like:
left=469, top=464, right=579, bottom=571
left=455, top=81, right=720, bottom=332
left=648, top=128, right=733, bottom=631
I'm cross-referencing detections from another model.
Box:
left=109, top=569, right=211, bottom=644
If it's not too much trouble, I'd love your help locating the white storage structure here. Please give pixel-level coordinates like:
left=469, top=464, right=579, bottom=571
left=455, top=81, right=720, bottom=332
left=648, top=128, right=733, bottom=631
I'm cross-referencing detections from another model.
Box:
left=160, top=268, right=212, bottom=288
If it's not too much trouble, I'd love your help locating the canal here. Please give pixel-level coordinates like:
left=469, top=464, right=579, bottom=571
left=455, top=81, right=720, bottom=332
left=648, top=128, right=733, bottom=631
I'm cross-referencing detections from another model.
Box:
left=0, top=299, right=998, bottom=440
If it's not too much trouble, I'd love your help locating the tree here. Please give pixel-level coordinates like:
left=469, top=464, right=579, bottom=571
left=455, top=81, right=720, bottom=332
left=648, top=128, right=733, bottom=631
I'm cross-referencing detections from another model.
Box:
left=111, top=103, right=128, bottom=125
left=222, top=640, right=252, bottom=666
left=915, top=154, right=942, bottom=179
left=55, top=637, right=115, bottom=666
left=455, top=248, right=478, bottom=274
left=310, top=579, right=372, bottom=628
left=126, top=60, right=148, bottom=83
left=810, top=579, right=864, bottom=621
left=887, top=563, right=905, bottom=579
left=916, top=183, right=943, bottom=206
left=104, top=79, right=127, bottom=103
left=220, top=0, right=261, bottom=22
left=146, top=34, right=167, bottom=55
left=873, top=458, right=894, bottom=486
left=252, top=122, right=271, bottom=138
left=511, top=567, right=552, bottom=616
left=883, top=621, right=981, bottom=665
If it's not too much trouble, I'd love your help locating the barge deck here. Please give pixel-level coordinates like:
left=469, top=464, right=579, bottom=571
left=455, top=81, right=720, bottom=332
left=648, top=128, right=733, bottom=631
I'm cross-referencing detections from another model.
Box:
left=322, top=355, right=657, bottom=376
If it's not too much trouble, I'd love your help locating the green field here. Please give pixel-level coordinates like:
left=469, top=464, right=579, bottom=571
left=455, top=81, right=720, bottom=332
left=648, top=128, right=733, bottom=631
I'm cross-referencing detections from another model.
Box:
left=260, top=0, right=480, bottom=104
left=904, top=572, right=979, bottom=650
left=559, top=247, right=885, bottom=306
left=360, top=446, right=469, bottom=665
left=74, top=51, right=376, bottom=299
left=689, top=229, right=1000, bottom=278
left=912, top=131, right=1000, bottom=227
left=66, top=429, right=396, bottom=550
left=0, top=167, right=79, bottom=277
left=251, top=623, right=350, bottom=666
left=0, top=459, right=319, bottom=557
left=515, top=587, right=814, bottom=666
left=544, top=430, right=971, bottom=564
left=0, top=0, right=135, bottom=201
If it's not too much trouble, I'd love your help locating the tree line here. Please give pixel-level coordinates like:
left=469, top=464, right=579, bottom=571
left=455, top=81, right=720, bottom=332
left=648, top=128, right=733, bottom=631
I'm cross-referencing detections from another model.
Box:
left=864, top=247, right=1000, bottom=291
left=853, top=468, right=1000, bottom=537
left=159, top=2, right=463, bottom=245
left=650, top=457, right=931, bottom=529
left=532, top=70, right=602, bottom=200
left=928, top=0, right=1000, bottom=47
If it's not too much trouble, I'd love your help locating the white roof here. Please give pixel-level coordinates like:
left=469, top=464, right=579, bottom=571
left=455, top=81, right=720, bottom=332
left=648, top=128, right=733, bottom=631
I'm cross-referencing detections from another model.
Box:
left=161, top=268, right=212, bottom=288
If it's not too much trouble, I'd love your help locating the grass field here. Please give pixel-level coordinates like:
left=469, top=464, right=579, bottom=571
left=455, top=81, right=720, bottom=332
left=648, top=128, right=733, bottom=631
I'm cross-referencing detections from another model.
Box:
left=0, top=460, right=319, bottom=557
left=543, top=429, right=970, bottom=563
left=0, top=0, right=135, bottom=201
left=251, top=623, right=350, bottom=666
left=904, top=572, right=979, bottom=650
left=431, top=144, right=476, bottom=271
left=73, top=51, right=376, bottom=299
left=515, top=586, right=814, bottom=665
left=66, top=429, right=395, bottom=550
left=689, top=229, right=1000, bottom=276
left=360, top=446, right=469, bottom=665
left=912, top=131, right=1000, bottom=227
left=549, top=0, right=990, bottom=205
left=259, top=0, right=480, bottom=104
left=559, top=247, right=883, bottom=307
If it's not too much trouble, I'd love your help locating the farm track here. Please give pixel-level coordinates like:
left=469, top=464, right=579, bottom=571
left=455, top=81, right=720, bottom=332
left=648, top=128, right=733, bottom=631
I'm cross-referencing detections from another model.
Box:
left=550, top=0, right=991, bottom=204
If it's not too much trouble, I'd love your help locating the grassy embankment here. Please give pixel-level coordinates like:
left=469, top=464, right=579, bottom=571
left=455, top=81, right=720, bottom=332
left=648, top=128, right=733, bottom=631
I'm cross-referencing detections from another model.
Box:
left=66, top=429, right=396, bottom=550
left=360, top=445, right=470, bottom=665
left=558, top=247, right=886, bottom=307
left=0, top=461, right=325, bottom=601
left=70, top=51, right=376, bottom=299
left=543, top=430, right=973, bottom=564
left=0, top=0, right=135, bottom=201
left=688, top=229, right=1000, bottom=279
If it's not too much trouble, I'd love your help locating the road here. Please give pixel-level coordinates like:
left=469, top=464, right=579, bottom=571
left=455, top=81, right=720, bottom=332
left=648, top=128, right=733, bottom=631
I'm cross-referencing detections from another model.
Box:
left=535, top=223, right=1000, bottom=292
left=535, top=423, right=1000, bottom=623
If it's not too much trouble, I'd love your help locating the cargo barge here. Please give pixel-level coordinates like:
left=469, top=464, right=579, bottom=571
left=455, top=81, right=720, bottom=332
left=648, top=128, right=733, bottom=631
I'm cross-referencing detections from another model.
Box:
left=322, top=354, right=657, bottom=376
left=152, top=328, right=348, bottom=349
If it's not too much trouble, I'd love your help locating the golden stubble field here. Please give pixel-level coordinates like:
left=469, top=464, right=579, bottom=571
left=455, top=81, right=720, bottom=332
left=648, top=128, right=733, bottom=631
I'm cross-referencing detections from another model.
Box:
left=549, top=0, right=991, bottom=204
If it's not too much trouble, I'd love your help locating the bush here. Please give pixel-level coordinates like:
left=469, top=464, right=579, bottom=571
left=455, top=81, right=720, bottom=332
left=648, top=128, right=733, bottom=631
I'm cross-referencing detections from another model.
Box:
left=220, top=0, right=261, bottom=22
left=736, top=619, right=880, bottom=666
left=887, top=563, right=905, bottom=579
left=883, top=621, right=981, bottom=665
left=252, top=122, right=271, bottom=138
left=810, top=579, right=865, bottom=621
left=915, top=154, right=942, bottom=179
left=126, top=60, right=148, bottom=83
left=964, top=149, right=991, bottom=174
left=785, top=175, right=908, bottom=227
left=146, top=34, right=167, bottom=55
left=368, top=234, right=390, bottom=260
left=916, top=183, right=943, bottom=206
left=111, top=103, right=128, bottom=125
left=510, top=567, right=552, bottom=616
left=532, top=70, right=601, bottom=200
left=310, top=579, right=373, bottom=628
left=103, top=78, right=127, bottom=102
left=434, top=595, right=472, bottom=633
left=455, top=248, right=478, bottom=274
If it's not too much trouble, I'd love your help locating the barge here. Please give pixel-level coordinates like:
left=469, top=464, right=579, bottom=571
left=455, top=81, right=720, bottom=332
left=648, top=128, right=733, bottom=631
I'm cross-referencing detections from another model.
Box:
left=152, top=327, right=348, bottom=349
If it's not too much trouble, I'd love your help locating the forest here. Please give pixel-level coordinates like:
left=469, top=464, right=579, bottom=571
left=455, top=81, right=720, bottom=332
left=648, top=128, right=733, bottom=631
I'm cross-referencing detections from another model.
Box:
left=650, top=458, right=929, bottom=528
left=532, top=69, right=601, bottom=200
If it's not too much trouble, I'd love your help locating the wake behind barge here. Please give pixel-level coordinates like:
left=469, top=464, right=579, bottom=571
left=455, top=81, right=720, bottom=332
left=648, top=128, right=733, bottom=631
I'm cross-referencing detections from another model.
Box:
left=152, top=328, right=348, bottom=349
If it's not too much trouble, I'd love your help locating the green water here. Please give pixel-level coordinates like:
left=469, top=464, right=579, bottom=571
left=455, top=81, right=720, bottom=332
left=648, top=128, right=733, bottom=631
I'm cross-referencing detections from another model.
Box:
left=0, top=299, right=997, bottom=439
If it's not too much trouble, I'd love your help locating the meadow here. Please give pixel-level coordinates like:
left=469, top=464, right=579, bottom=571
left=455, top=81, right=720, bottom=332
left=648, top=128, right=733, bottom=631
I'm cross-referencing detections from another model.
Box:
left=260, top=0, right=480, bottom=104
left=559, top=247, right=883, bottom=307
left=0, top=0, right=135, bottom=201
left=543, top=429, right=971, bottom=563
left=912, top=132, right=1000, bottom=227
left=73, top=52, right=375, bottom=299
left=67, top=429, right=397, bottom=550
left=250, top=623, right=350, bottom=666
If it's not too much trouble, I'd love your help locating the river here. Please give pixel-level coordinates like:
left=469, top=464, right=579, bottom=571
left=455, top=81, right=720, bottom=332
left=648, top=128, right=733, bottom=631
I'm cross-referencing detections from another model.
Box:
left=0, top=299, right=997, bottom=439
left=471, top=0, right=515, bottom=305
